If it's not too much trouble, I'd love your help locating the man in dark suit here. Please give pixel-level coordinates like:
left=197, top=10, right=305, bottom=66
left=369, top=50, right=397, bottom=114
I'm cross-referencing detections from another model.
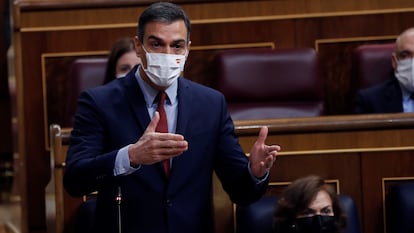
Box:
left=63, top=2, right=281, bottom=233
left=354, top=27, right=414, bottom=113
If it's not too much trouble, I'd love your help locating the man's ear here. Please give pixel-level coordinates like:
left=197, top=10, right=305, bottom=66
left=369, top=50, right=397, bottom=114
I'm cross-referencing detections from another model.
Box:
left=391, top=53, right=397, bottom=70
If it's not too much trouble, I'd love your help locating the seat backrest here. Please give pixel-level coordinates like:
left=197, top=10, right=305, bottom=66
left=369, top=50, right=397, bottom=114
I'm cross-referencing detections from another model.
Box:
left=236, top=194, right=361, bottom=233
left=214, top=48, right=325, bottom=120
left=50, top=124, right=99, bottom=233
left=64, top=57, right=108, bottom=127
left=351, top=43, right=396, bottom=93
left=385, top=181, right=414, bottom=233
left=49, top=124, right=84, bottom=233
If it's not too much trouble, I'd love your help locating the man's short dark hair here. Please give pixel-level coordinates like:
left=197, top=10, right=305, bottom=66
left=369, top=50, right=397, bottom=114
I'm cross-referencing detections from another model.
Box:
left=137, top=2, right=191, bottom=43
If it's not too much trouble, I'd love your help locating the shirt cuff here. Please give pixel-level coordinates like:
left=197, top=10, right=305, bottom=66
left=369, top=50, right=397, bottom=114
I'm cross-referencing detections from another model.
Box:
left=114, top=144, right=141, bottom=176
left=248, top=161, right=269, bottom=184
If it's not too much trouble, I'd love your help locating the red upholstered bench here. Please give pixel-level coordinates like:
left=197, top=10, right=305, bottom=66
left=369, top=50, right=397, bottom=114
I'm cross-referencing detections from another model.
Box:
left=213, top=48, right=325, bottom=120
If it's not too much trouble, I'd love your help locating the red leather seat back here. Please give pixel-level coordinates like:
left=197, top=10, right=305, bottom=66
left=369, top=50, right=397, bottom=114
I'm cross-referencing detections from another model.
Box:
left=64, top=57, right=108, bottom=127
left=214, top=48, right=324, bottom=119
left=351, top=43, right=396, bottom=92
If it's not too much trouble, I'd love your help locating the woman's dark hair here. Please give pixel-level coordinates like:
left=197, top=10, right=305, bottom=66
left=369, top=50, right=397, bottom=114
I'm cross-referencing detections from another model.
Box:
left=104, top=37, right=136, bottom=84
left=137, top=2, right=191, bottom=43
left=273, top=175, right=347, bottom=233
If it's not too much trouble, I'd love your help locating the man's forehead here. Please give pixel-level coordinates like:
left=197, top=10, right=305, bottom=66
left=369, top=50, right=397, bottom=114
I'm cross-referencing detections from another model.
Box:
left=142, top=22, right=187, bottom=43
left=144, top=21, right=187, bottom=33
left=398, top=32, right=414, bottom=50
left=402, top=33, right=414, bottom=41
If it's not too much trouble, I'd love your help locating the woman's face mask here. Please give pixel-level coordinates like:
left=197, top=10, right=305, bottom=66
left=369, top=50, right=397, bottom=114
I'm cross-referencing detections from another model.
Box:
left=395, top=57, right=414, bottom=92
left=294, top=215, right=337, bottom=233
left=141, top=46, right=187, bottom=87
left=291, top=189, right=337, bottom=233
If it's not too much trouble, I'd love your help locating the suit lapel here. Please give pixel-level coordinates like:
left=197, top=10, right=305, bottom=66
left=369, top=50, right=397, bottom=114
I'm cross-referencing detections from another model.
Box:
left=169, top=78, right=192, bottom=181
left=123, top=68, right=151, bottom=132
left=176, top=78, right=192, bottom=136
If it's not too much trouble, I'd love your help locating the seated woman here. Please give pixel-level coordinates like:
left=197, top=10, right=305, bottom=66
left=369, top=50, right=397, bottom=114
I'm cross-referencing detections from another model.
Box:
left=274, top=175, right=347, bottom=233
left=104, top=37, right=141, bottom=83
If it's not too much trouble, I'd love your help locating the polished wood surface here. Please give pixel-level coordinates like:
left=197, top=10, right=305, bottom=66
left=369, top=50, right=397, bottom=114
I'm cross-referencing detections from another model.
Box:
left=11, top=1, right=414, bottom=233
left=13, top=0, right=414, bottom=28
left=48, top=125, right=81, bottom=233
left=235, top=113, right=414, bottom=153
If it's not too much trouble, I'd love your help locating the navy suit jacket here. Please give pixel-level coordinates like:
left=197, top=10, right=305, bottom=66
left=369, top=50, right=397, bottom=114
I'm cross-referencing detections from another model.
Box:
left=64, top=66, right=268, bottom=233
left=354, top=78, right=403, bottom=114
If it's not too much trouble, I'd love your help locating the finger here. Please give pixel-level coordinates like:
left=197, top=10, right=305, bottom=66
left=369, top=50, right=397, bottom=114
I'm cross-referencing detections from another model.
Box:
left=154, top=143, right=189, bottom=159
left=158, top=147, right=188, bottom=156
left=256, top=126, right=268, bottom=145
left=145, top=111, right=160, bottom=133
left=156, top=138, right=188, bottom=149
left=266, top=155, right=274, bottom=167
left=155, top=132, right=186, bottom=142
left=260, top=160, right=271, bottom=170
left=268, top=145, right=281, bottom=152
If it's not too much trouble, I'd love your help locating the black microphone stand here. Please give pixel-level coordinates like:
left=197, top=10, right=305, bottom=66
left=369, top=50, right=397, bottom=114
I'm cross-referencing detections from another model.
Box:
left=116, top=186, right=122, bottom=233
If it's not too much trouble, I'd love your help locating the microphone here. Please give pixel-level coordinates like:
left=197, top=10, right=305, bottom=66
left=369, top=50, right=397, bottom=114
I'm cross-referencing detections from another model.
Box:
left=116, top=186, right=122, bottom=233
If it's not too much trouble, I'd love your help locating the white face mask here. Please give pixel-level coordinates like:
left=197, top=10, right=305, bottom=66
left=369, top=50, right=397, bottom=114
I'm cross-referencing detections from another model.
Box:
left=142, top=46, right=186, bottom=87
left=395, top=57, right=414, bottom=92
left=116, top=73, right=127, bottom=79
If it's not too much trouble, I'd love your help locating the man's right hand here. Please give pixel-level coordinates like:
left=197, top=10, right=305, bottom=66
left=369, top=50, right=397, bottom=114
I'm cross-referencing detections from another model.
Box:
left=128, top=111, right=188, bottom=166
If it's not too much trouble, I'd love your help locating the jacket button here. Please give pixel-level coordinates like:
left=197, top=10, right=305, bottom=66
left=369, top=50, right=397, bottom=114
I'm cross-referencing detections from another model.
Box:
left=166, top=199, right=172, bottom=207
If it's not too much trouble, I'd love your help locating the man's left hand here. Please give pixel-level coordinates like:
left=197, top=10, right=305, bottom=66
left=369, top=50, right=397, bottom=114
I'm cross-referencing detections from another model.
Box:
left=249, top=126, right=281, bottom=178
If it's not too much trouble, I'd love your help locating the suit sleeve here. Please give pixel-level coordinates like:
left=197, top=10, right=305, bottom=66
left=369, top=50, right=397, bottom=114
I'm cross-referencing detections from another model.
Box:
left=213, top=95, right=268, bottom=206
left=63, top=90, right=119, bottom=197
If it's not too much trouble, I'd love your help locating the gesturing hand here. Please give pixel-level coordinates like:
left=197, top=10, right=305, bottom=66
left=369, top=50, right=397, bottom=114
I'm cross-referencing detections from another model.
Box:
left=128, top=112, right=188, bottom=166
left=249, top=126, right=281, bottom=178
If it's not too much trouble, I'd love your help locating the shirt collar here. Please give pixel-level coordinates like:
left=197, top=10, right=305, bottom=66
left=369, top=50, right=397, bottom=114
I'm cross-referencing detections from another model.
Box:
left=399, top=83, right=412, bottom=101
left=134, top=65, right=178, bottom=107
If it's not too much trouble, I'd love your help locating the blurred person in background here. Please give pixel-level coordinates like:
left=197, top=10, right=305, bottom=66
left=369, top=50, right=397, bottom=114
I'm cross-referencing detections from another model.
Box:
left=354, top=27, right=414, bottom=113
left=104, top=37, right=141, bottom=84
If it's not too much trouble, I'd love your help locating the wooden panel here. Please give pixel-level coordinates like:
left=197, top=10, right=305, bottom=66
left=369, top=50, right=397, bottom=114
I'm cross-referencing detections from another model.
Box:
left=48, top=125, right=83, bottom=233
left=14, top=0, right=414, bottom=29
left=361, top=152, right=414, bottom=233
left=235, top=113, right=414, bottom=154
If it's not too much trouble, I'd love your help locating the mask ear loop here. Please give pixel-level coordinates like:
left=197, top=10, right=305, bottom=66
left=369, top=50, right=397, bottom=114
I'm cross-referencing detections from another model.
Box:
left=141, top=45, right=153, bottom=73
